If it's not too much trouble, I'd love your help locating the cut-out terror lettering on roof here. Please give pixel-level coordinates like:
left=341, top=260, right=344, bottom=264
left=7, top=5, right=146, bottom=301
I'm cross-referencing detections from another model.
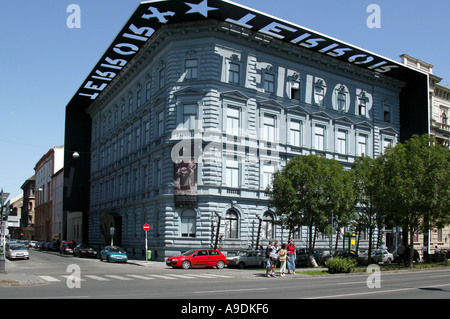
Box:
left=75, top=0, right=411, bottom=103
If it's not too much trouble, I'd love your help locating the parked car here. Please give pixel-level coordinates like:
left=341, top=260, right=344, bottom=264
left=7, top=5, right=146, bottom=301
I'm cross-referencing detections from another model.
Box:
left=361, top=249, right=393, bottom=264
left=46, top=241, right=60, bottom=252
left=166, top=249, right=226, bottom=269
left=295, top=248, right=322, bottom=266
left=73, top=244, right=98, bottom=258
left=6, top=243, right=30, bottom=260
left=28, top=241, right=38, bottom=248
left=60, top=241, right=76, bottom=254
left=226, top=250, right=266, bottom=268
left=100, top=246, right=128, bottom=263
left=393, top=248, right=420, bottom=264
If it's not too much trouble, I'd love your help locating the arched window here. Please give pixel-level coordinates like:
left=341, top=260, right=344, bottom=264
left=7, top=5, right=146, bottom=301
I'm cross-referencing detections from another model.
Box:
left=225, top=210, right=239, bottom=239
left=181, top=209, right=196, bottom=238
left=442, top=112, right=448, bottom=125
left=262, top=211, right=274, bottom=239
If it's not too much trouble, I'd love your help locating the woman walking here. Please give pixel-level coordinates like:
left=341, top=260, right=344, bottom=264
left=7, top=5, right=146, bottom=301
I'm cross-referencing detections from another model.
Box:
left=286, top=240, right=296, bottom=274
left=279, top=243, right=287, bottom=276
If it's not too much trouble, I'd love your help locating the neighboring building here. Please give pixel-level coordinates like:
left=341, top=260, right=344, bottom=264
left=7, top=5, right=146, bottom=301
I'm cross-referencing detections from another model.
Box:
left=401, top=54, right=450, bottom=148
left=21, top=175, right=36, bottom=240
left=34, top=146, right=64, bottom=241
left=63, top=1, right=429, bottom=258
left=400, top=54, right=450, bottom=256
left=6, top=193, right=23, bottom=239
left=52, top=168, right=64, bottom=241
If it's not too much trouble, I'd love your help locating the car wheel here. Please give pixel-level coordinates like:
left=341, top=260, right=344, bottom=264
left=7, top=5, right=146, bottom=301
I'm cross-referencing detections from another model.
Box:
left=216, top=260, right=225, bottom=269
left=238, top=262, right=245, bottom=269
left=181, top=260, right=191, bottom=269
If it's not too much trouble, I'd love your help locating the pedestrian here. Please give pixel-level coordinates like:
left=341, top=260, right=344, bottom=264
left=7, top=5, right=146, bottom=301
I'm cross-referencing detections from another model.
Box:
left=286, top=240, right=296, bottom=274
left=265, top=241, right=273, bottom=277
left=421, top=244, right=428, bottom=262
left=435, top=246, right=440, bottom=254
left=279, top=243, right=287, bottom=277
left=269, top=241, right=280, bottom=277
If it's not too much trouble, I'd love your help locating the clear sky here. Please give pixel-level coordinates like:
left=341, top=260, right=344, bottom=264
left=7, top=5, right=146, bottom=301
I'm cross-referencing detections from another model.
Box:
left=1, top=0, right=449, bottom=200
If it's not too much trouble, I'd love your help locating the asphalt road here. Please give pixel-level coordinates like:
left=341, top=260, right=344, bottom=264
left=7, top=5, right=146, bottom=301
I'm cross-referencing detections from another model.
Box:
left=1, top=249, right=450, bottom=301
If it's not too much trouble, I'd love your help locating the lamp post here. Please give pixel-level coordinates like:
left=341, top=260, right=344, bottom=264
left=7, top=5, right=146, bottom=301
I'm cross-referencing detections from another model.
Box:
left=0, top=189, right=10, bottom=274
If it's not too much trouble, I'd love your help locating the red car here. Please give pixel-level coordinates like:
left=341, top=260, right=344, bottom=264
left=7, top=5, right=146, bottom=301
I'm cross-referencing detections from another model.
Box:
left=166, top=249, right=226, bottom=269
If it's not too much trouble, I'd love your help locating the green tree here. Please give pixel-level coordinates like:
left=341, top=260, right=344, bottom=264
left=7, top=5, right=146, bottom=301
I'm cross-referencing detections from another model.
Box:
left=268, top=154, right=355, bottom=264
left=351, top=155, right=385, bottom=263
left=380, top=134, right=450, bottom=266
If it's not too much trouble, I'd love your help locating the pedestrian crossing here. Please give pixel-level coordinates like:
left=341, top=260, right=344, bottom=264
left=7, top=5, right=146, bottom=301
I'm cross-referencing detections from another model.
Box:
left=38, top=273, right=232, bottom=283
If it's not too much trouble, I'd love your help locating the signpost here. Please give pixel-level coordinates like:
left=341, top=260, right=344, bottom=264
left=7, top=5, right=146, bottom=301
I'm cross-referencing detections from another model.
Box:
left=143, top=224, right=150, bottom=262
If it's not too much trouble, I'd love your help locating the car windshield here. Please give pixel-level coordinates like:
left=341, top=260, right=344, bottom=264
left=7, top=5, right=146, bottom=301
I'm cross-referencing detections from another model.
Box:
left=182, top=250, right=196, bottom=256
left=10, top=245, right=26, bottom=250
left=109, top=246, right=124, bottom=253
left=237, top=251, right=248, bottom=257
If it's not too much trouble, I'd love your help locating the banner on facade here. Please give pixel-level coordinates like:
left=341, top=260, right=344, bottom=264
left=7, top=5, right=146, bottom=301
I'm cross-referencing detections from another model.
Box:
left=174, top=160, right=198, bottom=207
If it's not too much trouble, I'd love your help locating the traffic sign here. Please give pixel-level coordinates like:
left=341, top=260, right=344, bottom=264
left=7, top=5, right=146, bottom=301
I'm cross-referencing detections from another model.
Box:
left=143, top=224, right=150, bottom=232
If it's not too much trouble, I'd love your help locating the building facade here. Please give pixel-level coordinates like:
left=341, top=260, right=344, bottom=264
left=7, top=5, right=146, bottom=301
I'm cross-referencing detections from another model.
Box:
left=63, top=1, right=429, bottom=259
left=20, top=175, right=35, bottom=240
left=34, top=146, right=64, bottom=241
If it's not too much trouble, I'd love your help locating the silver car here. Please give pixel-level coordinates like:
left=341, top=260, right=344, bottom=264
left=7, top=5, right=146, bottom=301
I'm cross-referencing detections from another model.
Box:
left=6, top=243, right=30, bottom=260
left=226, top=250, right=266, bottom=269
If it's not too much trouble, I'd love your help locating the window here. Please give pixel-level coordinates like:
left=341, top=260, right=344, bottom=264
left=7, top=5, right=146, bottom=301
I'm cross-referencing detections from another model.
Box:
left=261, top=161, right=276, bottom=188
left=226, top=107, right=240, bottom=136
left=144, top=121, right=150, bottom=145
left=315, top=126, right=325, bottom=151
left=146, top=81, right=151, bottom=100
left=226, top=157, right=239, bottom=188
left=225, top=210, right=238, bottom=239
left=185, top=59, right=198, bottom=80
left=442, top=112, right=448, bottom=125
left=338, top=90, right=346, bottom=111
left=181, top=209, right=196, bottom=238
left=383, top=138, right=393, bottom=152
left=337, top=130, right=347, bottom=154
left=128, top=96, right=133, bottom=114
left=156, top=158, right=162, bottom=187
left=157, top=111, right=164, bottom=137
left=357, top=134, right=368, bottom=156
left=137, top=88, right=142, bottom=107
left=384, top=102, right=391, bottom=122
left=159, top=68, right=165, bottom=89
left=262, top=212, right=274, bottom=239
left=135, top=127, right=140, bottom=151
left=358, top=94, right=367, bottom=116
left=263, top=73, right=275, bottom=93
left=263, top=114, right=276, bottom=143
left=314, top=80, right=326, bottom=106
left=289, top=120, right=301, bottom=147
left=183, top=104, right=197, bottom=131
left=229, top=62, right=240, bottom=85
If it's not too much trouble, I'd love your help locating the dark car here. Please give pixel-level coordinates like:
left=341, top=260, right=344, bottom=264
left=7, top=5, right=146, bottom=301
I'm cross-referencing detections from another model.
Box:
left=73, top=244, right=98, bottom=258
left=47, top=242, right=60, bottom=252
left=60, top=241, right=76, bottom=254
left=295, top=248, right=322, bottom=266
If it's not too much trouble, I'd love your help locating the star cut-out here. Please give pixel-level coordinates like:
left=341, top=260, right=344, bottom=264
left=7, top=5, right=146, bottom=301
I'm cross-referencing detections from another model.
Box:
left=185, top=0, right=218, bottom=18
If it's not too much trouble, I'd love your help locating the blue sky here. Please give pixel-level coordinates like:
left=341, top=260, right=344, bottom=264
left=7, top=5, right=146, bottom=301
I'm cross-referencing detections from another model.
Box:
left=1, top=0, right=449, bottom=200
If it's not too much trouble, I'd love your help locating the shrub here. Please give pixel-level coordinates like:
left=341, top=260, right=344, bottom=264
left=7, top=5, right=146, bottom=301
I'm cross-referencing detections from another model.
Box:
left=325, top=257, right=357, bottom=274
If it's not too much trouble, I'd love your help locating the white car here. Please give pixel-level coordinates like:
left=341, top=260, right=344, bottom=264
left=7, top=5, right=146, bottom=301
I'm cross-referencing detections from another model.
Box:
left=6, top=243, right=30, bottom=260
left=362, top=249, right=393, bottom=264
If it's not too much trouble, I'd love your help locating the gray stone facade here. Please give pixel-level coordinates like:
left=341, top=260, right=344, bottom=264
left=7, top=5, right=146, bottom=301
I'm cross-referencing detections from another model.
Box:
left=85, top=20, right=403, bottom=258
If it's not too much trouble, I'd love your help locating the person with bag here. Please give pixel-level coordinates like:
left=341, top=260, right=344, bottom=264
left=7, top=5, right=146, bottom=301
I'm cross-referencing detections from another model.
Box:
left=279, top=243, right=287, bottom=277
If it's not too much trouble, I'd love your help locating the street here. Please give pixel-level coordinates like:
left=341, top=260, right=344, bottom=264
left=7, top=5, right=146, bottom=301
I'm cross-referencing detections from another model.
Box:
left=1, top=249, right=450, bottom=301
